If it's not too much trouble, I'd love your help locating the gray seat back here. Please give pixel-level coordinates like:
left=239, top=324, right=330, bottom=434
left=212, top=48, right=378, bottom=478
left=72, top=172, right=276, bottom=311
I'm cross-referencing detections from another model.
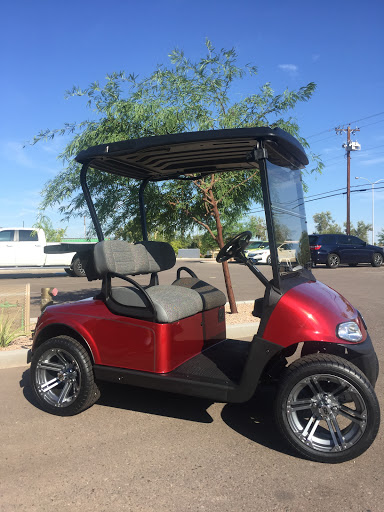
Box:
left=94, top=240, right=176, bottom=277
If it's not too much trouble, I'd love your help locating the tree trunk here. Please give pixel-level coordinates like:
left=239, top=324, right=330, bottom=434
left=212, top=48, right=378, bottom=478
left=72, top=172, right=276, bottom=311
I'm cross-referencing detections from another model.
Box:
left=212, top=200, right=238, bottom=314
left=221, top=260, right=238, bottom=314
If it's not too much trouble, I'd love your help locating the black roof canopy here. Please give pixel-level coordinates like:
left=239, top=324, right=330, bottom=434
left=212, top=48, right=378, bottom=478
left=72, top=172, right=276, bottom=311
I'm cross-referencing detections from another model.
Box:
left=75, top=127, right=308, bottom=180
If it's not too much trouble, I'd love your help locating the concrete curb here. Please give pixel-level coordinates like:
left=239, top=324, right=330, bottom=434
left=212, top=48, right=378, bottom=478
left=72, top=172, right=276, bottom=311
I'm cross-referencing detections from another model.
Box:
left=0, top=321, right=259, bottom=369
left=0, top=349, right=30, bottom=369
left=226, top=322, right=259, bottom=339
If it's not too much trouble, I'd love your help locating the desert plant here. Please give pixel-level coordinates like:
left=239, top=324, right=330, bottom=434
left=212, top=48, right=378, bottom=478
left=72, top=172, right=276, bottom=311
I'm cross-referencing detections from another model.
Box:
left=0, top=310, right=25, bottom=348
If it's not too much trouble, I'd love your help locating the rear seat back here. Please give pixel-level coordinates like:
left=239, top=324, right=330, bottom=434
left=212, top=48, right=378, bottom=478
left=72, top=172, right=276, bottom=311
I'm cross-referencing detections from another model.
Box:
left=93, top=240, right=204, bottom=323
left=94, top=240, right=176, bottom=277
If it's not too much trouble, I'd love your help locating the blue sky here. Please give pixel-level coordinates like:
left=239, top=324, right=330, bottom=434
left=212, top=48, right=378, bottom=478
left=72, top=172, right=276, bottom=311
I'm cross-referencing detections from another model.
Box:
left=1, top=0, right=384, bottom=241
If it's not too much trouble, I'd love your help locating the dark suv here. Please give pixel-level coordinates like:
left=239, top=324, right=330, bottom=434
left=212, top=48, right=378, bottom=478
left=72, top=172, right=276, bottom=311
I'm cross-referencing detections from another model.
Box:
left=309, top=234, right=384, bottom=268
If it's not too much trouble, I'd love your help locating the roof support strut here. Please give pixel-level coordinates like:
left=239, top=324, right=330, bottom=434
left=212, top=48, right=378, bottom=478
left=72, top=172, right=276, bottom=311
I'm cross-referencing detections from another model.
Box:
left=139, top=179, right=150, bottom=241
left=80, top=163, right=104, bottom=242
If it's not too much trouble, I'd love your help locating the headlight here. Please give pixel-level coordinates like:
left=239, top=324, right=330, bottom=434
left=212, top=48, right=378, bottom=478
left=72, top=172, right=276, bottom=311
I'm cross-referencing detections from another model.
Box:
left=337, top=321, right=363, bottom=342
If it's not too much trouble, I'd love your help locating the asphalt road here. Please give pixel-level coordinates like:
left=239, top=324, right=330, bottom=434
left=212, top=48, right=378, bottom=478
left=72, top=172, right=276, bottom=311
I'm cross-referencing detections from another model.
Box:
left=1, top=262, right=384, bottom=511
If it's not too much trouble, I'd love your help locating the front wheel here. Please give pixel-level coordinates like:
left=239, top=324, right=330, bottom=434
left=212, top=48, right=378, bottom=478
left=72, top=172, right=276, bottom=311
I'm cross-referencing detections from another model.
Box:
left=266, top=255, right=271, bottom=265
left=372, top=253, right=383, bottom=267
left=326, top=253, right=340, bottom=268
left=30, top=336, right=100, bottom=416
left=275, top=354, right=380, bottom=463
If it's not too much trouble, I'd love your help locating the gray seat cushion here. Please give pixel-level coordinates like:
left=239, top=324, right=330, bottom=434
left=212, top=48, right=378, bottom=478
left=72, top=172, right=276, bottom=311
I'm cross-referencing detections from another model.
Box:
left=172, top=277, right=226, bottom=310
left=94, top=240, right=176, bottom=277
left=111, top=284, right=203, bottom=323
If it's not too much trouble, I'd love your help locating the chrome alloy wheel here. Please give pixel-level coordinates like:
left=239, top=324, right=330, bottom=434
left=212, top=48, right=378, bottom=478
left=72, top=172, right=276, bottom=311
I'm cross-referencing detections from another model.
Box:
left=35, top=348, right=81, bottom=408
left=373, top=253, right=383, bottom=266
left=286, top=374, right=367, bottom=453
left=328, top=254, right=340, bottom=268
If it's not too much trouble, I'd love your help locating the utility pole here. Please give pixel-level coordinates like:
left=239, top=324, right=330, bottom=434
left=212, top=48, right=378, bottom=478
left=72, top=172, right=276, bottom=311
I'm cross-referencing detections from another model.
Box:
left=335, top=125, right=360, bottom=234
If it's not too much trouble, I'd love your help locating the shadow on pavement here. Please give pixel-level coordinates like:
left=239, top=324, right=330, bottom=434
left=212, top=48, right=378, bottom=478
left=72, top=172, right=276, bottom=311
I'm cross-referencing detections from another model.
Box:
left=20, top=367, right=297, bottom=458
left=221, top=384, right=297, bottom=458
left=312, top=263, right=376, bottom=270
left=20, top=367, right=214, bottom=423
left=0, top=271, right=68, bottom=280
left=20, top=368, right=46, bottom=413
left=96, top=381, right=215, bottom=423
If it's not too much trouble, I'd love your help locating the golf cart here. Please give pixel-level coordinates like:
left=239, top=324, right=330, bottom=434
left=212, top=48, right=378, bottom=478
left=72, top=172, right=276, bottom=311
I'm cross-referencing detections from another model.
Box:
left=30, top=127, right=380, bottom=463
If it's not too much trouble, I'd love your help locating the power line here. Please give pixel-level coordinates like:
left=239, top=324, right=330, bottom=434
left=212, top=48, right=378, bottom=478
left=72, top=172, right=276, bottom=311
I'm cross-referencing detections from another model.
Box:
left=246, top=185, right=384, bottom=214
left=348, top=112, right=384, bottom=125
left=359, top=119, right=384, bottom=129
left=304, top=185, right=384, bottom=204
left=308, top=135, right=336, bottom=145
left=323, top=148, right=384, bottom=167
left=305, top=111, right=384, bottom=140
left=321, top=145, right=384, bottom=164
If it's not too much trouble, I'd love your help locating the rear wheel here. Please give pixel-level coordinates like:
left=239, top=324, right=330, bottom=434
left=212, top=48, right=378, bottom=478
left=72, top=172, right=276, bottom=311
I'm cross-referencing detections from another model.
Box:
left=275, top=354, right=380, bottom=463
left=30, top=336, right=100, bottom=416
left=72, top=256, right=86, bottom=277
left=326, top=253, right=340, bottom=268
left=372, top=253, right=383, bottom=267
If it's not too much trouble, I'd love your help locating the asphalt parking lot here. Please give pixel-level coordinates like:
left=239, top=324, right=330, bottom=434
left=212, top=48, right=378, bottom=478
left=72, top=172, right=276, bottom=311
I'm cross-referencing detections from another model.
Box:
left=1, top=262, right=383, bottom=511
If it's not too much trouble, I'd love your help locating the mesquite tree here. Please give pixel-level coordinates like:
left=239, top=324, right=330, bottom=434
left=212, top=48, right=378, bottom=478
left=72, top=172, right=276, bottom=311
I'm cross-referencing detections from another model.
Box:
left=31, top=40, right=322, bottom=312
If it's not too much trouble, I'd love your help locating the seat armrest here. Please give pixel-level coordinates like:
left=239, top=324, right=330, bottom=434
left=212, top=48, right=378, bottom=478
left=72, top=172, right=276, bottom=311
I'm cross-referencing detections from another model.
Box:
left=176, top=266, right=198, bottom=279
left=103, top=272, right=157, bottom=320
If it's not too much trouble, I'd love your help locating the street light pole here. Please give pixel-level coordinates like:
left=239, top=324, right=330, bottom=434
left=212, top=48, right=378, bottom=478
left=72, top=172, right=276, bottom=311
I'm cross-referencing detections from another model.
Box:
left=355, top=177, right=384, bottom=245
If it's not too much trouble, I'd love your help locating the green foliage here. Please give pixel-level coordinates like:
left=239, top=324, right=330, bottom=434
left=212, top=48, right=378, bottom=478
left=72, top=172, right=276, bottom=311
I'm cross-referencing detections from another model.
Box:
left=313, top=212, right=373, bottom=242
left=31, top=40, right=321, bottom=244
left=347, top=221, right=372, bottom=242
left=249, top=216, right=267, bottom=239
left=313, top=211, right=342, bottom=234
left=377, top=228, right=384, bottom=245
left=33, top=214, right=67, bottom=242
left=0, top=310, right=25, bottom=348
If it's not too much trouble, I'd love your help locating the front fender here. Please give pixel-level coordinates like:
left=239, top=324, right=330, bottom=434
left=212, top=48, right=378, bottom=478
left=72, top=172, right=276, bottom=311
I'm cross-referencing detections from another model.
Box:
left=262, top=280, right=367, bottom=347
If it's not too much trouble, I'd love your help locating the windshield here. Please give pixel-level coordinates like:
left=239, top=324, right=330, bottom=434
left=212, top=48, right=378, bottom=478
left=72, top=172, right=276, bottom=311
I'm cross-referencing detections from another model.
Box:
left=266, top=162, right=311, bottom=274
left=247, top=241, right=268, bottom=250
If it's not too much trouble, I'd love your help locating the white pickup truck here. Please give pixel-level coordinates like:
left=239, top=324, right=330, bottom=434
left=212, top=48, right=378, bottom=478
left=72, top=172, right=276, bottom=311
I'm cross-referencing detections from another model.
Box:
left=0, top=227, right=94, bottom=276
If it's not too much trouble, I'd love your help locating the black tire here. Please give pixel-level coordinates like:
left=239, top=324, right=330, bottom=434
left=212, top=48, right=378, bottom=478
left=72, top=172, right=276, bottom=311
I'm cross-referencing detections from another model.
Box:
left=266, top=255, right=271, bottom=265
left=275, top=354, right=380, bottom=463
left=30, top=336, right=100, bottom=416
left=372, top=253, right=383, bottom=267
left=72, top=256, right=86, bottom=277
left=64, top=268, right=76, bottom=277
left=326, top=253, right=340, bottom=269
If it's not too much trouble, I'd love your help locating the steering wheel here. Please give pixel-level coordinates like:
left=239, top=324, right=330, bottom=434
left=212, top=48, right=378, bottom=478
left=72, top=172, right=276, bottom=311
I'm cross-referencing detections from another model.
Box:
left=216, top=231, right=252, bottom=263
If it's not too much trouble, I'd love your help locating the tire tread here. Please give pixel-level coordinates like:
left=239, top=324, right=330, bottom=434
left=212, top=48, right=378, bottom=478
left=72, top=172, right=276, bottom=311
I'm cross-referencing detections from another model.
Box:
left=275, top=353, right=380, bottom=463
left=31, top=336, right=100, bottom=416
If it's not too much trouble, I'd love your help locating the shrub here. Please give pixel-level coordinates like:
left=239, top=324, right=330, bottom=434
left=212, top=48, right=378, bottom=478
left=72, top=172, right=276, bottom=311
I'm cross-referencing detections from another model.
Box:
left=0, top=310, right=25, bottom=348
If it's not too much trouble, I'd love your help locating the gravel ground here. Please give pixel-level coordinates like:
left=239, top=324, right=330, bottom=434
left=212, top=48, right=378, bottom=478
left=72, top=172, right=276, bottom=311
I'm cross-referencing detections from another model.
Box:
left=225, top=301, right=257, bottom=324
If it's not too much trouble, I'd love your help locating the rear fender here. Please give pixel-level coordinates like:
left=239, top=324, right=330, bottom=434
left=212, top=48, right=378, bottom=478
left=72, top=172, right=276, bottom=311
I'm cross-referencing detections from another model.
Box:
left=33, top=321, right=100, bottom=364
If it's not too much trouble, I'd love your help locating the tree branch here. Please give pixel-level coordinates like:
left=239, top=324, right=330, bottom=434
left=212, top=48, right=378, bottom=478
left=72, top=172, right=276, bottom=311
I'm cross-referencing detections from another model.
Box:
left=168, top=200, right=217, bottom=242
left=217, top=171, right=259, bottom=203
